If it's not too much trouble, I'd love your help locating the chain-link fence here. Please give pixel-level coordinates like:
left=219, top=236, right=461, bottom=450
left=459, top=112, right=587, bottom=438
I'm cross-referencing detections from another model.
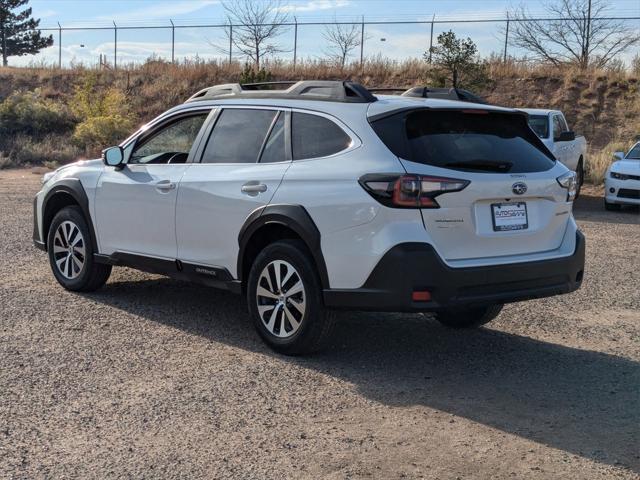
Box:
left=24, top=14, right=640, bottom=69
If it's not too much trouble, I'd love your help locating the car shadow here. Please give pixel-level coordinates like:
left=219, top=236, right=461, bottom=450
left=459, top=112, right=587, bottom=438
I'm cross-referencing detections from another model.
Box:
left=88, top=277, right=640, bottom=473
left=573, top=192, right=640, bottom=225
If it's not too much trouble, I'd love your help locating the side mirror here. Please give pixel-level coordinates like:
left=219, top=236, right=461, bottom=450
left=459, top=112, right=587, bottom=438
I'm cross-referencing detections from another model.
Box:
left=557, top=131, right=576, bottom=142
left=613, top=151, right=625, bottom=161
left=102, top=146, right=124, bottom=168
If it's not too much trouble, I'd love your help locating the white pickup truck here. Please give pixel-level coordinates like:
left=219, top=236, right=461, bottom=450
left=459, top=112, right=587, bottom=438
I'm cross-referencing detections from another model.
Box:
left=521, top=109, right=587, bottom=196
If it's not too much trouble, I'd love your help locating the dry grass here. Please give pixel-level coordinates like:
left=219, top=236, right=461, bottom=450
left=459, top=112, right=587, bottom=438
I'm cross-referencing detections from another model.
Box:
left=0, top=57, right=638, bottom=181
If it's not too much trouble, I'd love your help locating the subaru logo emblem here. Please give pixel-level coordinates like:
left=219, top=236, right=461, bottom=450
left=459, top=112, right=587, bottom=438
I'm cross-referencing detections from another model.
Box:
left=512, top=182, right=527, bottom=195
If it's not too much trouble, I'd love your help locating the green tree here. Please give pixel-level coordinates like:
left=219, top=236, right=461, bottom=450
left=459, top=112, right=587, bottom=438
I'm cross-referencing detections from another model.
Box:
left=0, top=0, right=52, bottom=66
left=425, top=30, right=485, bottom=89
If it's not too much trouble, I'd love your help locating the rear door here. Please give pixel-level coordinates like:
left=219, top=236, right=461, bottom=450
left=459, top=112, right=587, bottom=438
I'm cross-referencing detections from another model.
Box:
left=176, top=107, right=290, bottom=276
left=372, top=108, right=571, bottom=262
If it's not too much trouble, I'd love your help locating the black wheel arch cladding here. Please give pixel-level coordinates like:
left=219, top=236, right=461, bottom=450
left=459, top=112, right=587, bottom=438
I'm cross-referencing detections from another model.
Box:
left=42, top=179, right=98, bottom=253
left=237, top=204, right=330, bottom=289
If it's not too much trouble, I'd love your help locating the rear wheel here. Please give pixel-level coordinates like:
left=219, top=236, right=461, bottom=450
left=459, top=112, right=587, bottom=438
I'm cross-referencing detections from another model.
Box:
left=47, top=206, right=111, bottom=292
left=435, top=304, right=503, bottom=329
left=604, top=199, right=621, bottom=211
left=247, top=240, right=335, bottom=355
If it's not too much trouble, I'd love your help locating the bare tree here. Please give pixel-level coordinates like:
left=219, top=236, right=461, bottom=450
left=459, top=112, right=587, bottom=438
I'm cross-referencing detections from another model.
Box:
left=507, top=0, right=640, bottom=69
left=323, top=21, right=361, bottom=69
left=221, top=0, right=289, bottom=69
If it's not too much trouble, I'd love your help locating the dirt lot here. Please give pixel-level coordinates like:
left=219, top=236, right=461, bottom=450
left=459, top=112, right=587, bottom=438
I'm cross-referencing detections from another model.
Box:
left=1, top=169, right=638, bottom=480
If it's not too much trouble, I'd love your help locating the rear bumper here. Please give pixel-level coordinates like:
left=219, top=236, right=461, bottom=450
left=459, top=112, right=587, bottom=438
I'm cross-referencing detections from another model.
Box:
left=323, top=231, right=585, bottom=312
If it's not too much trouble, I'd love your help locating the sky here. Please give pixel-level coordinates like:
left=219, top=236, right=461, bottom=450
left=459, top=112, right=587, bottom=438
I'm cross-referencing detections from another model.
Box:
left=10, top=0, right=640, bottom=67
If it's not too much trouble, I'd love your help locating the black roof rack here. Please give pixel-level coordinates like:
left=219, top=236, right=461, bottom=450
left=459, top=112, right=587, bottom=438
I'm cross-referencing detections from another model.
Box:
left=401, top=87, right=486, bottom=104
left=186, top=80, right=377, bottom=104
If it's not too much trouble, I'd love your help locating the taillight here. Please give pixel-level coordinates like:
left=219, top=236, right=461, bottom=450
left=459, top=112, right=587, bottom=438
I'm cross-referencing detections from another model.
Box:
left=359, top=174, right=470, bottom=208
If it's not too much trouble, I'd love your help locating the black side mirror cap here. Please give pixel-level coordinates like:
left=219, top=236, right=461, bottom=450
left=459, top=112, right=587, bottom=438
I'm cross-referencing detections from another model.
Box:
left=556, top=131, right=576, bottom=142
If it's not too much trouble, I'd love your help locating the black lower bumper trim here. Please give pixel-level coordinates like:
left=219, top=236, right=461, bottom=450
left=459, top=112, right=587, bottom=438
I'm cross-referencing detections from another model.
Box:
left=324, top=231, right=585, bottom=312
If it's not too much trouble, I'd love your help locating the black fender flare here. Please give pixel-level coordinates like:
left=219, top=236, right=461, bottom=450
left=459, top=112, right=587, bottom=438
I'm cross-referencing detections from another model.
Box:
left=237, top=204, right=330, bottom=289
left=42, top=179, right=99, bottom=252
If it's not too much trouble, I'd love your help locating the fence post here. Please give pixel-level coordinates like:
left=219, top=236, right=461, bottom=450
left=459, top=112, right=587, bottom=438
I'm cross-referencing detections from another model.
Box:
left=503, top=13, right=509, bottom=62
left=170, top=19, right=175, bottom=63
left=360, top=16, right=365, bottom=67
left=428, top=14, right=435, bottom=63
left=228, top=21, right=233, bottom=65
left=57, top=22, right=62, bottom=68
left=113, top=21, right=117, bottom=70
left=293, top=16, right=298, bottom=71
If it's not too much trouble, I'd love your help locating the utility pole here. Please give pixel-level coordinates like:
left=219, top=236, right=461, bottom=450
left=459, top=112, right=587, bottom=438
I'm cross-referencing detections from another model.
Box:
left=1, top=15, right=6, bottom=67
left=170, top=19, right=175, bottom=63
left=428, top=14, right=435, bottom=63
left=293, top=16, right=298, bottom=71
left=503, top=13, right=509, bottom=62
left=360, top=16, right=364, bottom=67
left=113, top=21, right=117, bottom=70
left=58, top=22, right=62, bottom=68
left=584, top=0, right=592, bottom=69
left=228, top=21, right=233, bottom=65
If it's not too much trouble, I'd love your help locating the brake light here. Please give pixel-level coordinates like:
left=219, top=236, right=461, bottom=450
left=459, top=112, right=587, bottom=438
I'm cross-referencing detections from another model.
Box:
left=359, top=174, right=470, bottom=208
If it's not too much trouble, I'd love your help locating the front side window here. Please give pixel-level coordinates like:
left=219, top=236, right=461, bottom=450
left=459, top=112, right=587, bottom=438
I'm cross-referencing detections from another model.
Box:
left=292, top=112, right=352, bottom=160
left=201, top=109, right=277, bottom=164
left=552, top=115, right=564, bottom=140
left=130, top=113, right=208, bottom=165
left=627, top=143, right=640, bottom=159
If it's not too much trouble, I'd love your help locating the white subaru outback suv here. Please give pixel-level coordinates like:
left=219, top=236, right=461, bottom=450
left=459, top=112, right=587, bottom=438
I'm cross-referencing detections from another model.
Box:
left=33, top=81, right=585, bottom=355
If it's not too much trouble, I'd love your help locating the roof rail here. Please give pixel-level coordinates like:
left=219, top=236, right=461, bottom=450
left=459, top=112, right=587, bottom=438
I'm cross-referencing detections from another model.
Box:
left=186, top=80, right=377, bottom=104
left=400, top=86, right=486, bottom=104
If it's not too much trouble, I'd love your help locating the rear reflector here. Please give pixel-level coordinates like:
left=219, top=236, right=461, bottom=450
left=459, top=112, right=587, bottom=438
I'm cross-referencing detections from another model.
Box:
left=412, top=290, right=431, bottom=302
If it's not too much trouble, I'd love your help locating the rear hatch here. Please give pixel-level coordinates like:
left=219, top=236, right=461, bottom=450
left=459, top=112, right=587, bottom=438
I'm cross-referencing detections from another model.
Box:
left=371, top=107, right=572, bottom=262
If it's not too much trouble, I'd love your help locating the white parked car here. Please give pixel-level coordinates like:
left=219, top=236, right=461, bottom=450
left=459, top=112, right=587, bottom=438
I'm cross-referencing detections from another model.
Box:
left=33, top=81, right=585, bottom=355
left=522, top=109, right=587, bottom=197
left=605, top=142, right=640, bottom=210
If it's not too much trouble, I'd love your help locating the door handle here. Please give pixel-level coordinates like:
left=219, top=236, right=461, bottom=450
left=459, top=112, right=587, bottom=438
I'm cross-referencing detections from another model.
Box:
left=241, top=182, right=268, bottom=195
left=155, top=180, right=176, bottom=192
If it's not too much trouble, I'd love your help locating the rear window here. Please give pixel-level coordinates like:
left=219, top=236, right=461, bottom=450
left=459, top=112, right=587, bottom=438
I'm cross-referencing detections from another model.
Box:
left=527, top=115, right=549, bottom=138
left=372, top=109, right=556, bottom=173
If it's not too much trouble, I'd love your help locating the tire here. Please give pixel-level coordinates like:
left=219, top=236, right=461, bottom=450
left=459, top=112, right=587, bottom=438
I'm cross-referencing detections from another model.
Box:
left=47, top=206, right=111, bottom=292
left=435, top=304, right=503, bottom=329
left=247, top=239, right=335, bottom=355
left=604, top=200, right=621, bottom=211
left=574, top=161, right=584, bottom=199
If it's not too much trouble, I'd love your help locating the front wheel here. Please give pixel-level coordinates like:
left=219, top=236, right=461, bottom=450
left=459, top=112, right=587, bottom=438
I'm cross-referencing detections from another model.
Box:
left=247, top=240, right=335, bottom=355
left=47, top=206, right=111, bottom=292
left=435, top=304, right=503, bottom=329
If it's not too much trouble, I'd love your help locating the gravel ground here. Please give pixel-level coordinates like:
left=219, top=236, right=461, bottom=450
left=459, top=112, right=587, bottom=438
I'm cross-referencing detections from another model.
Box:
left=1, top=169, right=639, bottom=480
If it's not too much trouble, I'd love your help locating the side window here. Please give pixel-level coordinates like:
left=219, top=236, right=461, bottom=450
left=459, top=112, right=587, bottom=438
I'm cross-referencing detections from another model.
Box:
left=259, top=112, right=286, bottom=163
left=201, top=109, right=277, bottom=164
left=130, top=113, right=208, bottom=165
left=559, top=115, right=569, bottom=132
left=552, top=115, right=563, bottom=140
left=292, top=112, right=352, bottom=160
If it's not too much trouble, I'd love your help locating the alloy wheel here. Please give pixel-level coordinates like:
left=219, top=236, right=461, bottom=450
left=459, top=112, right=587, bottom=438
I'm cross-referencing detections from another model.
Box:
left=256, top=260, right=306, bottom=338
left=52, top=220, right=85, bottom=280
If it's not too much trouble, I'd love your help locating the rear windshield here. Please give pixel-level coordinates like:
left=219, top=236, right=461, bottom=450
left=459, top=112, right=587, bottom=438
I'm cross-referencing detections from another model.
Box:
left=371, top=109, right=556, bottom=173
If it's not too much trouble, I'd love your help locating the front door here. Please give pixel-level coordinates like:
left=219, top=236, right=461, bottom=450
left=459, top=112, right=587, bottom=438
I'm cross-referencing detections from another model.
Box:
left=176, top=107, right=290, bottom=277
left=95, top=110, right=212, bottom=258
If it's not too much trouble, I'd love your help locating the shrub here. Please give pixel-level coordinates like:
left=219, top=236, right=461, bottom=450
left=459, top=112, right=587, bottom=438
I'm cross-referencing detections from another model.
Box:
left=4, top=134, right=82, bottom=167
left=0, top=89, right=74, bottom=136
left=72, top=115, right=133, bottom=152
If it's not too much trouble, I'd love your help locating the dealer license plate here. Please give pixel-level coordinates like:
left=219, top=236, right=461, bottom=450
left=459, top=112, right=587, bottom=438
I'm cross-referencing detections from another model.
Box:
left=491, top=202, right=528, bottom=231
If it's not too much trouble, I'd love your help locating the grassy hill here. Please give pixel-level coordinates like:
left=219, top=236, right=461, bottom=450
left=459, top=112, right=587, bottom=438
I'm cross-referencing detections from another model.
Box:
left=0, top=58, right=638, bottom=183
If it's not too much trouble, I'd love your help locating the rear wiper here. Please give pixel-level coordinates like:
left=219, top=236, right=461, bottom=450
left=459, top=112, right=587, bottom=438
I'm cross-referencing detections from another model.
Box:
left=444, top=160, right=514, bottom=172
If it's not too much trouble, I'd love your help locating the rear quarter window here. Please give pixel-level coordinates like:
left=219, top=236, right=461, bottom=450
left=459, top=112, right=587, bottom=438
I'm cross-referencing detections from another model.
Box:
left=371, top=109, right=556, bottom=174
left=292, top=112, right=352, bottom=160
